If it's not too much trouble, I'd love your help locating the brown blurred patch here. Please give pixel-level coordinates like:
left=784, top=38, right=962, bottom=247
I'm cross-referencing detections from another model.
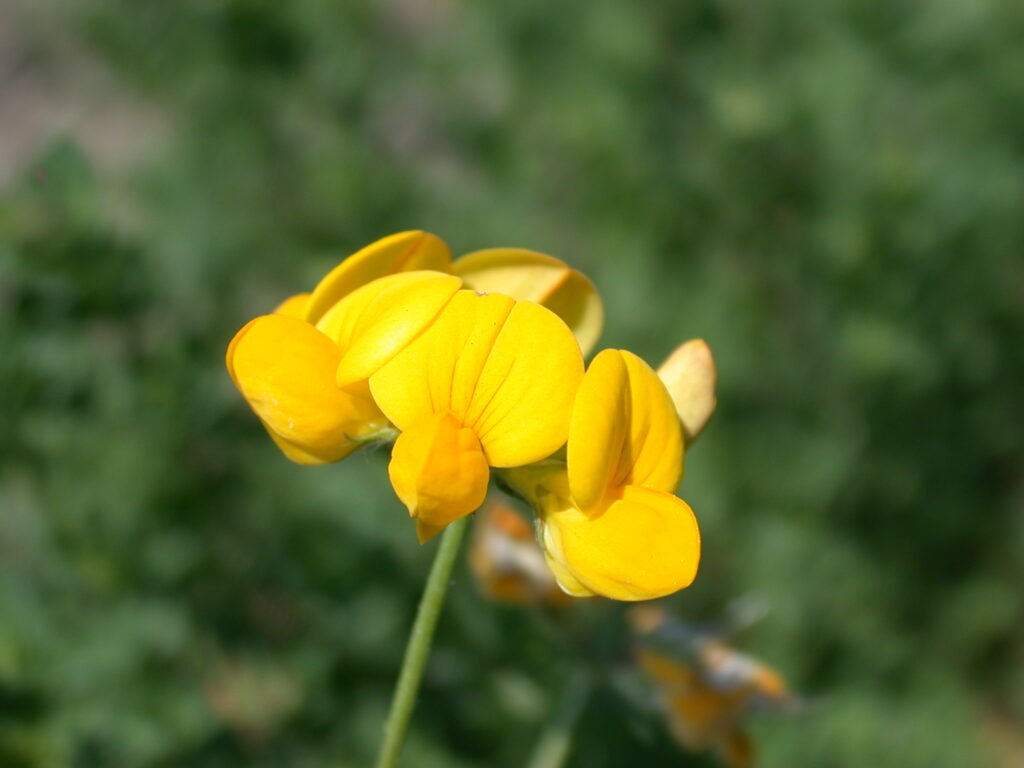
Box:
left=0, top=0, right=165, bottom=185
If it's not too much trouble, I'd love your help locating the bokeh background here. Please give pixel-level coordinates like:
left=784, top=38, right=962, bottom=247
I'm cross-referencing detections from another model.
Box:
left=2, top=0, right=1023, bottom=766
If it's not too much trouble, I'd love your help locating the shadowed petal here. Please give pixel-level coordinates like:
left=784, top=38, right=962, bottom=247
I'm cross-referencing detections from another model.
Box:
left=454, top=248, right=603, bottom=356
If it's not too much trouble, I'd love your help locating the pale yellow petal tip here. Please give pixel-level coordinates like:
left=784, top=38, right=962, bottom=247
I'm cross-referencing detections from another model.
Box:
left=453, top=248, right=604, bottom=356
left=539, top=521, right=595, bottom=598
left=658, top=339, right=717, bottom=445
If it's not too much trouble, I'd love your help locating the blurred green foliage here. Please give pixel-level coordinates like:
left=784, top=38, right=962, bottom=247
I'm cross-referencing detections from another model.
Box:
left=2, top=0, right=1023, bottom=766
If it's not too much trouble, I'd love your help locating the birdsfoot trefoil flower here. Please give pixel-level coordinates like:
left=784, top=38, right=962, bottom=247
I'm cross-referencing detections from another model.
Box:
left=506, top=348, right=701, bottom=601
left=369, top=289, right=584, bottom=541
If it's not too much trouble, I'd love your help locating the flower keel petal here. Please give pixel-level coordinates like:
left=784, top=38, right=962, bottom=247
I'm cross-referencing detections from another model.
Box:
left=544, top=484, right=700, bottom=601
left=226, top=314, right=383, bottom=464
left=388, top=412, right=490, bottom=539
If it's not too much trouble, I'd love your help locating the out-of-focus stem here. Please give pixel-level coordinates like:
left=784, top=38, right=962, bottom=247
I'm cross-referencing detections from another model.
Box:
left=525, top=667, right=593, bottom=768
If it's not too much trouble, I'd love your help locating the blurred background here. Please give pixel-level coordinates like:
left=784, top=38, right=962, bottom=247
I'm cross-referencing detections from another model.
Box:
left=2, top=0, right=1023, bottom=766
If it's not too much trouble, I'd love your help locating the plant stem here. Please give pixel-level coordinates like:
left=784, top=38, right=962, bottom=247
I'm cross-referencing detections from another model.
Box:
left=525, top=668, right=592, bottom=768
left=374, top=515, right=469, bottom=768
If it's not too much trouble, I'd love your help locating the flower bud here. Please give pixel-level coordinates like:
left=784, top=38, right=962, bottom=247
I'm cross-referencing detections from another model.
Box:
left=657, top=339, right=717, bottom=446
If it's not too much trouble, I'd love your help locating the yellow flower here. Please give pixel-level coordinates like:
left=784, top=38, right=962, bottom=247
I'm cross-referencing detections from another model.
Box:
left=510, top=349, right=700, bottom=601
left=369, top=290, right=585, bottom=542
left=227, top=231, right=601, bottom=468
left=226, top=270, right=462, bottom=464
left=630, top=607, right=798, bottom=768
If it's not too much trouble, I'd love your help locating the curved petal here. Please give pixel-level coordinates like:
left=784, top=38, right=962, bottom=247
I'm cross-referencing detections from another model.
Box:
left=657, top=338, right=717, bottom=446
left=315, top=271, right=462, bottom=387
left=566, top=349, right=629, bottom=510
left=370, top=290, right=515, bottom=430
left=303, top=231, right=452, bottom=324
left=274, top=293, right=310, bottom=318
left=568, top=349, right=684, bottom=510
left=226, top=314, right=384, bottom=464
left=543, top=549, right=596, bottom=597
left=370, top=291, right=584, bottom=467
left=388, top=411, right=490, bottom=540
left=466, top=300, right=584, bottom=466
left=454, top=248, right=603, bottom=355
left=542, top=484, right=700, bottom=601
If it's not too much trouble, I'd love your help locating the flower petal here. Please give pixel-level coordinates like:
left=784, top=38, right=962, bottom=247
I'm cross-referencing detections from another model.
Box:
left=568, top=349, right=684, bottom=509
left=543, top=549, right=596, bottom=597
left=542, top=484, right=700, bottom=601
left=466, top=300, right=584, bottom=466
left=565, top=349, right=629, bottom=510
left=226, top=314, right=384, bottom=464
left=657, top=339, right=717, bottom=446
left=303, top=231, right=452, bottom=324
left=388, top=411, right=490, bottom=539
left=370, top=291, right=584, bottom=467
left=315, top=271, right=462, bottom=387
left=454, top=248, right=603, bottom=356
left=370, top=290, right=514, bottom=429
left=274, top=293, right=310, bottom=318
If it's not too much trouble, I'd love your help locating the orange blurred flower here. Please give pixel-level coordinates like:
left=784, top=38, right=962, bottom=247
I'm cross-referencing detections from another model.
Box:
left=631, top=607, right=798, bottom=768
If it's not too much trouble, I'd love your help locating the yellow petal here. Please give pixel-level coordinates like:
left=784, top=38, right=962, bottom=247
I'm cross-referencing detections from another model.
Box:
left=568, top=349, right=684, bottom=510
left=226, top=314, right=384, bottom=464
left=274, top=293, right=310, bottom=318
left=657, top=339, right=717, bottom=445
left=303, top=231, right=452, bottom=324
left=542, top=484, right=700, bottom=601
left=466, top=300, right=584, bottom=466
left=388, top=411, right=490, bottom=537
left=370, top=291, right=584, bottom=467
left=454, top=248, right=604, bottom=356
left=315, top=271, right=462, bottom=387
left=565, top=350, right=628, bottom=510
left=543, top=549, right=596, bottom=597
left=371, top=291, right=514, bottom=428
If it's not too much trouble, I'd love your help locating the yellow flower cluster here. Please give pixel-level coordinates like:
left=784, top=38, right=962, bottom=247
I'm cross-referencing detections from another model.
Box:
left=226, top=231, right=716, bottom=601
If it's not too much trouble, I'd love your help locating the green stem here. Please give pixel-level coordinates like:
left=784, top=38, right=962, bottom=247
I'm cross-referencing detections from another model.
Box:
left=374, top=515, right=469, bottom=768
left=525, top=668, right=592, bottom=768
